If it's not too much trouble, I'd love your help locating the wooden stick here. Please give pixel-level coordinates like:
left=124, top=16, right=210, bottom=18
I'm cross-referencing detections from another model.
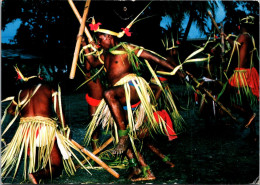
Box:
left=220, top=22, right=225, bottom=81
left=67, top=0, right=93, bottom=43
left=185, top=71, right=239, bottom=123
left=69, top=0, right=91, bottom=79
left=208, top=10, right=221, bottom=34
left=76, top=137, right=114, bottom=169
left=71, top=139, right=120, bottom=178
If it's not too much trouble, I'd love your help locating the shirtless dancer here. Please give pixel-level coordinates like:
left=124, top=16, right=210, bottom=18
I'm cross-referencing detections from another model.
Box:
left=99, top=32, right=176, bottom=151
left=1, top=68, right=88, bottom=184
left=83, top=17, right=179, bottom=158
left=221, top=15, right=259, bottom=140
left=81, top=37, right=104, bottom=151
left=80, top=34, right=176, bottom=181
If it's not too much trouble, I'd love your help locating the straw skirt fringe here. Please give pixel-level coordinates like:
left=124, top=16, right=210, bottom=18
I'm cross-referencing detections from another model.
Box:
left=228, top=67, right=259, bottom=106
left=1, top=116, right=90, bottom=181
left=84, top=74, right=168, bottom=144
left=150, top=78, right=186, bottom=134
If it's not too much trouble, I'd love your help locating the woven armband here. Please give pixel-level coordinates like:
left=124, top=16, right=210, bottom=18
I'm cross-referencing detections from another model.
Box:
left=162, top=155, right=170, bottom=162
left=129, top=158, right=138, bottom=167
left=92, top=139, right=99, bottom=143
left=137, top=47, right=144, bottom=57
left=83, top=45, right=90, bottom=50
left=141, top=165, right=150, bottom=177
left=225, top=34, right=231, bottom=40
left=234, top=41, right=241, bottom=46
left=118, top=129, right=129, bottom=137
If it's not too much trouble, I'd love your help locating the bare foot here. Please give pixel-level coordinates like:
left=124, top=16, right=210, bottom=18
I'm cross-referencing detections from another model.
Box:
left=245, top=113, right=256, bottom=128
left=112, top=135, right=129, bottom=155
left=128, top=167, right=141, bottom=180
left=131, top=169, right=156, bottom=182
left=28, top=173, right=38, bottom=184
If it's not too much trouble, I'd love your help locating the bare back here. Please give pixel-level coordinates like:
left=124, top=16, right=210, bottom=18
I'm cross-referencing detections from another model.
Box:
left=19, top=84, right=54, bottom=117
left=237, top=33, right=254, bottom=68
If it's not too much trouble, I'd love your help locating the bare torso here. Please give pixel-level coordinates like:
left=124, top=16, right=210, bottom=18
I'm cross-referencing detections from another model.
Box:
left=104, top=47, right=133, bottom=86
left=19, top=84, right=53, bottom=117
left=237, top=33, right=253, bottom=68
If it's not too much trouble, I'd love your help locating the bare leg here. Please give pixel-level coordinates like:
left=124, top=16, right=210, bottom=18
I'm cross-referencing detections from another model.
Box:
left=29, top=141, right=63, bottom=184
left=126, top=149, right=141, bottom=180
left=103, top=85, right=139, bottom=154
left=150, top=84, right=162, bottom=101
left=146, top=143, right=175, bottom=168
left=131, top=151, right=156, bottom=182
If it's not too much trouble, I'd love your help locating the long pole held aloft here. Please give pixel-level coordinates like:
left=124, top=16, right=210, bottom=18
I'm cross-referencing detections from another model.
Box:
left=71, top=139, right=120, bottom=179
left=69, top=0, right=91, bottom=79
left=68, top=0, right=93, bottom=43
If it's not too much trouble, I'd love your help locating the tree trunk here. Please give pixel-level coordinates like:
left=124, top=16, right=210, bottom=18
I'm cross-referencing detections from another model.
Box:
left=182, top=11, right=194, bottom=42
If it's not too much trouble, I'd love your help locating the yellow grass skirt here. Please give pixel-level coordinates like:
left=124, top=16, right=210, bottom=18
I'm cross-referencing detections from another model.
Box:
left=84, top=74, right=169, bottom=145
left=1, top=116, right=90, bottom=181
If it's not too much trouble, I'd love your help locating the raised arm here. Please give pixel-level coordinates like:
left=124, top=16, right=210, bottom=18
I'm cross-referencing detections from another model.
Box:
left=81, top=36, right=103, bottom=68
left=138, top=49, right=175, bottom=71
left=136, top=48, right=185, bottom=78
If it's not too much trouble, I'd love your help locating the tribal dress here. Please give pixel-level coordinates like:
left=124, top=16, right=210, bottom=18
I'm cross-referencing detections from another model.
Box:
left=1, top=84, right=90, bottom=181
left=225, top=33, right=259, bottom=107
left=84, top=42, right=185, bottom=149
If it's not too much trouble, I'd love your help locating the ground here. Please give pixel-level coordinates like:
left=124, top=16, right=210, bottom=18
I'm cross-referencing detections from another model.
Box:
left=1, top=85, right=259, bottom=184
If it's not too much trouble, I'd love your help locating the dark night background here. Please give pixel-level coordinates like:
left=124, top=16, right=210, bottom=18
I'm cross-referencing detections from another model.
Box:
left=1, top=1, right=259, bottom=184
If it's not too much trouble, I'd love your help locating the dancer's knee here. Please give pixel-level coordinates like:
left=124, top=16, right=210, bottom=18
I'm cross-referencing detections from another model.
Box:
left=104, top=89, right=116, bottom=101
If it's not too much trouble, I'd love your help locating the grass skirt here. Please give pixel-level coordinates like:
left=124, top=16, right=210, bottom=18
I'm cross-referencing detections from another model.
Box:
left=150, top=77, right=186, bottom=134
left=228, top=67, right=259, bottom=106
left=84, top=74, right=169, bottom=145
left=1, top=116, right=90, bottom=181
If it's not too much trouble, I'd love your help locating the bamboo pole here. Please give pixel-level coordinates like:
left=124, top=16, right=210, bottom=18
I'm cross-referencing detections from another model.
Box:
left=69, top=0, right=91, bottom=79
left=185, top=71, right=238, bottom=123
left=71, top=139, right=120, bottom=178
left=220, top=22, right=225, bottom=82
left=76, top=137, right=114, bottom=169
left=208, top=11, right=221, bottom=34
left=67, top=0, right=93, bottom=43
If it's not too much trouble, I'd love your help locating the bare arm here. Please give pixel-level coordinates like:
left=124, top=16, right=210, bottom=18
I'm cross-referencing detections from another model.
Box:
left=222, top=33, right=245, bottom=49
left=7, top=100, right=17, bottom=116
left=81, top=37, right=103, bottom=68
left=138, top=50, right=175, bottom=71
left=136, top=47, right=185, bottom=78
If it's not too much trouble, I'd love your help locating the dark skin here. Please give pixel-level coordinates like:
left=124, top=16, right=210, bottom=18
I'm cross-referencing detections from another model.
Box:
left=222, top=26, right=254, bottom=69
left=87, top=33, right=176, bottom=154
left=220, top=24, right=257, bottom=140
left=81, top=38, right=104, bottom=151
left=126, top=149, right=156, bottom=182
left=7, top=83, right=67, bottom=184
left=125, top=126, right=175, bottom=181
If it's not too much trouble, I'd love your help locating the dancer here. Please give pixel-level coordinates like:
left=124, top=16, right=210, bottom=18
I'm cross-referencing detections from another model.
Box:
left=1, top=66, right=90, bottom=184
left=84, top=16, right=181, bottom=156
left=220, top=15, right=259, bottom=140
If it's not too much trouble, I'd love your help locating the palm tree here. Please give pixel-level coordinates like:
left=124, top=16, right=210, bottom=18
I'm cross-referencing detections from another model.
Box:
left=162, top=1, right=218, bottom=42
